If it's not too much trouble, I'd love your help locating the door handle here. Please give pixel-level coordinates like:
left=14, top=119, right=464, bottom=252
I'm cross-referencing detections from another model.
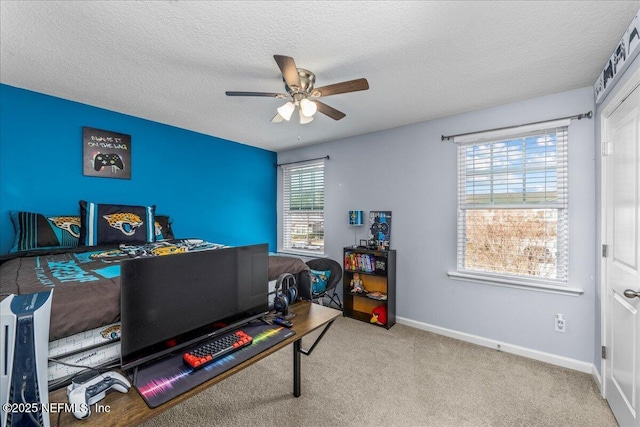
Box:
left=623, top=289, right=640, bottom=299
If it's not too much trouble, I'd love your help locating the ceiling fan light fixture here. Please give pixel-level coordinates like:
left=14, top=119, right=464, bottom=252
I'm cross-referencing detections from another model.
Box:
left=299, top=109, right=314, bottom=124
left=277, top=101, right=295, bottom=121
left=226, top=55, right=368, bottom=123
left=300, top=98, right=317, bottom=117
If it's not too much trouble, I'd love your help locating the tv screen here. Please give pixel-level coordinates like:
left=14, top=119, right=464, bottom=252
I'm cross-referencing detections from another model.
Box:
left=120, top=243, right=269, bottom=370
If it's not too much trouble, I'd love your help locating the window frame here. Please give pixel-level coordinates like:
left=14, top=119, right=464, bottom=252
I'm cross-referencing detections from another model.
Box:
left=447, top=120, right=581, bottom=295
left=280, top=159, right=325, bottom=256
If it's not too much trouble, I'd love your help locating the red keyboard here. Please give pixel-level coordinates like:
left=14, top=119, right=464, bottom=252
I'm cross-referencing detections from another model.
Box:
left=183, top=330, right=253, bottom=369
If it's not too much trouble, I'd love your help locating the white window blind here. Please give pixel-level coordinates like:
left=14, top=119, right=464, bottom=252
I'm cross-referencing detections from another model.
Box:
left=456, top=122, right=569, bottom=283
left=282, top=160, right=325, bottom=254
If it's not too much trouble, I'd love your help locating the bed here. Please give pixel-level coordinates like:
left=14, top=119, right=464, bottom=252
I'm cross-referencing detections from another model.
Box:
left=0, top=205, right=312, bottom=387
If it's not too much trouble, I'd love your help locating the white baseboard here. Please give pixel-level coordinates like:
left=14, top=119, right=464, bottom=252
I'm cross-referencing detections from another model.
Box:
left=592, top=363, right=603, bottom=394
left=396, top=316, right=594, bottom=374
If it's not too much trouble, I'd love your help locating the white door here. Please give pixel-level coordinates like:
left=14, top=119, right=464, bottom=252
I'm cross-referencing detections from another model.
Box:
left=604, top=80, right=640, bottom=427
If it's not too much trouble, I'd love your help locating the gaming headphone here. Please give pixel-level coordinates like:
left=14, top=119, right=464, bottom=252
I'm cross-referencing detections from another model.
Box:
left=273, top=273, right=298, bottom=316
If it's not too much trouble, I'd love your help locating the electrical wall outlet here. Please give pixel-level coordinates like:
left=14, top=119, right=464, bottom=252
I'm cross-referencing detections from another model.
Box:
left=555, top=314, right=566, bottom=333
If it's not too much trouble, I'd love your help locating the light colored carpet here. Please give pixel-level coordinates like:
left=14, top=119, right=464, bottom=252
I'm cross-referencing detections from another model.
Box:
left=141, top=315, right=616, bottom=427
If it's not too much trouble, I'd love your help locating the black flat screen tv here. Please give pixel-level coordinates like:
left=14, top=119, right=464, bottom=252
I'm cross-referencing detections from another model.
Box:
left=120, top=243, right=269, bottom=371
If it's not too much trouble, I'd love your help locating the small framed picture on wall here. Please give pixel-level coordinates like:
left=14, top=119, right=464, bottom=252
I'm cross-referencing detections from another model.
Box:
left=369, top=211, right=392, bottom=250
left=82, top=126, right=131, bottom=179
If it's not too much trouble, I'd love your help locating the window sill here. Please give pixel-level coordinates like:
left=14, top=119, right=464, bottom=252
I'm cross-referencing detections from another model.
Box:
left=277, top=250, right=326, bottom=258
left=447, top=271, right=583, bottom=296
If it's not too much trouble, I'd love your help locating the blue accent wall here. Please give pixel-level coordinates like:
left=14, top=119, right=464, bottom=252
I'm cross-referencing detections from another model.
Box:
left=0, top=84, right=276, bottom=254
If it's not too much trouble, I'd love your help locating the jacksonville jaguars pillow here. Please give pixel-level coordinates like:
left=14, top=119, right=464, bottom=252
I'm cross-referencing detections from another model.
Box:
left=9, top=211, right=80, bottom=253
left=79, top=201, right=156, bottom=246
left=154, top=215, right=175, bottom=240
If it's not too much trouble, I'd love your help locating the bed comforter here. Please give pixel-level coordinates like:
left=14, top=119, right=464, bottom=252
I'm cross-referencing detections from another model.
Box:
left=0, top=240, right=310, bottom=341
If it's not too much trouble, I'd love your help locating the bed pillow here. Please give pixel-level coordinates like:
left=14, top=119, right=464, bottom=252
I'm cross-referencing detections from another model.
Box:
left=154, top=215, right=175, bottom=240
left=9, top=211, right=80, bottom=253
left=79, top=201, right=156, bottom=246
left=310, top=269, right=331, bottom=294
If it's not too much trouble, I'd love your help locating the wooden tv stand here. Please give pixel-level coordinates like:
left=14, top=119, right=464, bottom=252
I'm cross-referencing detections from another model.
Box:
left=49, top=301, right=340, bottom=426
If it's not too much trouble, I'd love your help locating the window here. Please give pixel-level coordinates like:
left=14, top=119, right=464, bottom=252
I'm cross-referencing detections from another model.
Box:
left=282, top=160, right=325, bottom=254
left=455, top=121, right=569, bottom=284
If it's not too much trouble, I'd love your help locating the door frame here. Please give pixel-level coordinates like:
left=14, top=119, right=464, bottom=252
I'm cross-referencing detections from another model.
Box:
left=599, top=65, right=640, bottom=398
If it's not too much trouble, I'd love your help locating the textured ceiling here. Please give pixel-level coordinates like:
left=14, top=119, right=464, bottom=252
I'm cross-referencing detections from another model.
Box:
left=1, top=1, right=638, bottom=152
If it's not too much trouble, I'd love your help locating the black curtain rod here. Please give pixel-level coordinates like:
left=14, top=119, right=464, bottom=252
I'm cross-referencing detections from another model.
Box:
left=275, top=155, right=330, bottom=167
left=441, top=111, right=593, bottom=141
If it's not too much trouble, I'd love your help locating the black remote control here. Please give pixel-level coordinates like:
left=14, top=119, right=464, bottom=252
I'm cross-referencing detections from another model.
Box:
left=274, top=317, right=293, bottom=328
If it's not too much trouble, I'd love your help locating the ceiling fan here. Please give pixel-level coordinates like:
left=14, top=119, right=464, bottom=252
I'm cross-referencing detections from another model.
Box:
left=225, top=55, right=369, bottom=124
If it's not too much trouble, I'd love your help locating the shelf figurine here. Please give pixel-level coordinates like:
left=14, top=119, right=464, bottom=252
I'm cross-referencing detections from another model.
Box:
left=350, top=273, right=366, bottom=293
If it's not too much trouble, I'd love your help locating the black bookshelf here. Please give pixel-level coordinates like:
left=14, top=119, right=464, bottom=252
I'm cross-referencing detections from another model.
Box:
left=342, top=247, right=396, bottom=329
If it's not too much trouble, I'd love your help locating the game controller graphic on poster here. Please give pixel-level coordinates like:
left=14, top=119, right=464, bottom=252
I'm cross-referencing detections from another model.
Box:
left=82, top=126, right=132, bottom=179
left=368, top=211, right=391, bottom=250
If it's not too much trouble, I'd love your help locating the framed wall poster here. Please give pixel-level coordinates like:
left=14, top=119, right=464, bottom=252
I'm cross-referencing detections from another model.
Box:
left=82, top=126, right=131, bottom=179
left=369, top=211, right=392, bottom=250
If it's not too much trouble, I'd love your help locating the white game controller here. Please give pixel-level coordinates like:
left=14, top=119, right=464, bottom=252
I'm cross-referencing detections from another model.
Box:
left=67, top=371, right=131, bottom=419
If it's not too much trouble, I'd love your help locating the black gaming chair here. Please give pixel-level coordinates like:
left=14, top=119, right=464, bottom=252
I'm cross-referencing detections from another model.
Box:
left=305, top=258, right=343, bottom=310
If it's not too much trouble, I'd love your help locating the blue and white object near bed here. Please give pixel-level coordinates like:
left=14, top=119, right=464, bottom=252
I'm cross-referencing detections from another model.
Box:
left=47, top=323, right=122, bottom=386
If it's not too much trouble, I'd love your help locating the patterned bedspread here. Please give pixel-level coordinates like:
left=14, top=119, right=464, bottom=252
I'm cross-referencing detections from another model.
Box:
left=0, top=240, right=310, bottom=341
left=119, top=239, right=228, bottom=257
left=0, top=239, right=226, bottom=340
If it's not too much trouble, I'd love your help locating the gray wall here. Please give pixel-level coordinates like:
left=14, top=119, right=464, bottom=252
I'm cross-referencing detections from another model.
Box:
left=593, top=55, right=640, bottom=374
left=279, top=86, right=598, bottom=363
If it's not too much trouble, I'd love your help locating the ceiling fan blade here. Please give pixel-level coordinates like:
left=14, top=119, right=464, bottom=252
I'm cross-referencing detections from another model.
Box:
left=274, top=55, right=301, bottom=90
left=315, top=101, right=346, bottom=121
left=312, top=78, right=369, bottom=97
left=225, top=91, right=287, bottom=98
